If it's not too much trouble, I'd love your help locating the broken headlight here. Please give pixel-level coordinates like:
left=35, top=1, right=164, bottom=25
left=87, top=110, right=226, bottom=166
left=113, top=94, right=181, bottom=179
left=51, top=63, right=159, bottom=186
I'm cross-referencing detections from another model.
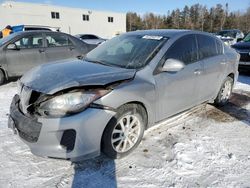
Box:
left=37, top=90, right=109, bottom=117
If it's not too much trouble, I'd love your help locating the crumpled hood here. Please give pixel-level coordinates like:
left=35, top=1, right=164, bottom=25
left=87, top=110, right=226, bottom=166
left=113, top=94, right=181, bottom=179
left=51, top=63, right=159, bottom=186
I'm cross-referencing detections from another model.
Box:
left=21, top=59, right=136, bottom=94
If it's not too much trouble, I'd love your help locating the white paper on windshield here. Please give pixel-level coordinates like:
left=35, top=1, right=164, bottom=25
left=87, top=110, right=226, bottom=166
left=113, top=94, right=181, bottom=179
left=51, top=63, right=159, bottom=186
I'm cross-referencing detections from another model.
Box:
left=142, top=35, right=163, bottom=40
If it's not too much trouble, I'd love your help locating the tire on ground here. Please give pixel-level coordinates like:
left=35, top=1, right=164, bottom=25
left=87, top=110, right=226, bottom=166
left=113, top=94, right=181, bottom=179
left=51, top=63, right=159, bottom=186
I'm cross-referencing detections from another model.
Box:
left=0, top=69, right=5, bottom=85
left=214, top=76, right=233, bottom=106
left=101, top=103, right=147, bottom=159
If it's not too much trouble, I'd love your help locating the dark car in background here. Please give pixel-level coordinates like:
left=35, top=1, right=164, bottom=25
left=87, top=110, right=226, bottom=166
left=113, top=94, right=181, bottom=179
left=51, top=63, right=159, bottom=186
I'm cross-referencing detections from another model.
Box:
left=75, top=34, right=106, bottom=45
left=231, top=33, right=250, bottom=72
left=0, top=31, right=97, bottom=85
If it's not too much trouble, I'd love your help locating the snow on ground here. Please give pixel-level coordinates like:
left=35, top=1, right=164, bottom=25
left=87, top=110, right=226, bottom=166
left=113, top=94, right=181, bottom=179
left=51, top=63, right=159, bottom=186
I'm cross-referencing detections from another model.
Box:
left=0, top=74, right=250, bottom=188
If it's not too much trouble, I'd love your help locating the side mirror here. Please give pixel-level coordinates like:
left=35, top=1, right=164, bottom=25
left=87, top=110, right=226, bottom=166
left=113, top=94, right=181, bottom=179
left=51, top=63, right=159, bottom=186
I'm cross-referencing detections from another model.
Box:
left=161, top=58, right=185, bottom=72
left=7, top=43, right=19, bottom=50
left=237, top=38, right=243, bottom=42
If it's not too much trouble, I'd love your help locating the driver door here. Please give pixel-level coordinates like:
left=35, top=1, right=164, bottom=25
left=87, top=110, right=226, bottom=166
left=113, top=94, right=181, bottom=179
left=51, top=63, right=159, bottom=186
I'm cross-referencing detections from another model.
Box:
left=154, top=34, right=203, bottom=121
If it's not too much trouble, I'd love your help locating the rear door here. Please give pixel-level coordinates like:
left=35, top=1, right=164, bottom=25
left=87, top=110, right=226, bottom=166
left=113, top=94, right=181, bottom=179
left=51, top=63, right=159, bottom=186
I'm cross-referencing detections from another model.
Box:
left=44, top=33, right=74, bottom=62
left=154, top=34, right=203, bottom=121
left=195, top=34, right=226, bottom=102
left=5, top=33, right=45, bottom=76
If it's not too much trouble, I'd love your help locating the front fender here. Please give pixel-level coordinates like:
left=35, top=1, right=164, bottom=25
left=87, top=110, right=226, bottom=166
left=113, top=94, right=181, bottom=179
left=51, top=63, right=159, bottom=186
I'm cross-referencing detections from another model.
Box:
left=94, top=74, right=157, bottom=129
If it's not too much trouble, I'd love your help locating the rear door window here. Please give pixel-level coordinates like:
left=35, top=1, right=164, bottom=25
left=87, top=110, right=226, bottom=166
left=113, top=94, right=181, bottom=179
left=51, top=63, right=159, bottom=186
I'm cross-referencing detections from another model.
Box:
left=46, top=33, right=73, bottom=47
left=196, top=34, right=218, bottom=60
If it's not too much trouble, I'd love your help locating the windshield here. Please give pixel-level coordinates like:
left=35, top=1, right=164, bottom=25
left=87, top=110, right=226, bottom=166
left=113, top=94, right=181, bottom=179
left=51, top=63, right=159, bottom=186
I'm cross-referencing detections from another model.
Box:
left=217, top=30, right=237, bottom=38
left=0, top=33, right=19, bottom=46
left=85, top=34, right=167, bottom=69
left=243, top=33, right=250, bottom=42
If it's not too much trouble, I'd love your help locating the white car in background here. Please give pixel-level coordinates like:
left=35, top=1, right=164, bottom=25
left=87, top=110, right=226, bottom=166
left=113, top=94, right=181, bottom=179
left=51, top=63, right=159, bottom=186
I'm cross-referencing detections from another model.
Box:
left=216, top=29, right=244, bottom=46
left=75, top=34, right=106, bottom=45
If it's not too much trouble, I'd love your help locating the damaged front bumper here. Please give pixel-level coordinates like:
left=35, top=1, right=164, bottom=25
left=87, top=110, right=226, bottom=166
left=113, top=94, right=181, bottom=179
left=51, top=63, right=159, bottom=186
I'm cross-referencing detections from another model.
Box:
left=8, top=95, right=116, bottom=161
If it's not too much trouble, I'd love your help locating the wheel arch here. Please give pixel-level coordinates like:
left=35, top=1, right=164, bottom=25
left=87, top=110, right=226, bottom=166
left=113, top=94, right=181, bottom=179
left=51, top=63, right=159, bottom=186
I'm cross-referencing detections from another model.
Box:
left=227, top=73, right=235, bottom=82
left=123, top=101, right=149, bottom=128
left=105, top=101, right=150, bottom=129
left=0, top=67, right=8, bottom=81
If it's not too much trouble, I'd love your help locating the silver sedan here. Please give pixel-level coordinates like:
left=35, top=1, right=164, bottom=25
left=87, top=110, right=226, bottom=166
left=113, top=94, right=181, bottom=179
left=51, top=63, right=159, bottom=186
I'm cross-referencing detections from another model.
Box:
left=0, top=31, right=97, bottom=85
left=9, top=29, right=239, bottom=161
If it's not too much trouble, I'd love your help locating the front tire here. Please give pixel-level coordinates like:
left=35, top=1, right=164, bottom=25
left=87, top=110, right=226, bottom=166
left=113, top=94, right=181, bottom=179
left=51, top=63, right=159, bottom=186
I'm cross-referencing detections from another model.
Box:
left=214, top=76, right=233, bottom=106
left=0, top=69, right=5, bottom=85
left=101, top=104, right=147, bottom=159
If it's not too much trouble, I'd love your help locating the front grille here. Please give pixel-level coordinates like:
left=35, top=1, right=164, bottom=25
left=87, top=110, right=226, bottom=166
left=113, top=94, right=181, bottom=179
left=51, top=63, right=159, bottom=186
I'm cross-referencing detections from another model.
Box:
left=240, top=53, right=250, bottom=62
left=18, top=129, right=40, bottom=143
left=60, top=130, right=76, bottom=152
left=239, top=64, right=250, bottom=70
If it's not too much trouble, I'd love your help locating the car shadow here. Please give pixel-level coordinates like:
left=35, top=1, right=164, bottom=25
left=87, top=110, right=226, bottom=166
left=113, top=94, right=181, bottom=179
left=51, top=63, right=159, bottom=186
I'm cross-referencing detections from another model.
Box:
left=207, top=90, right=250, bottom=125
left=71, top=155, right=117, bottom=188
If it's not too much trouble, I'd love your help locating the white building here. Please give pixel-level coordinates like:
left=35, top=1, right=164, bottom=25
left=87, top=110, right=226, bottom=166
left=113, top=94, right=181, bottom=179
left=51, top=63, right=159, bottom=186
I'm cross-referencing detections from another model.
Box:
left=0, top=1, right=126, bottom=39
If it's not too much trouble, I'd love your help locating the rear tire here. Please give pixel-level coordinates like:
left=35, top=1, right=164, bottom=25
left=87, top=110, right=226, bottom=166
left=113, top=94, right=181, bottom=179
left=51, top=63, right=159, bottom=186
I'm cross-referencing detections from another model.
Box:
left=0, top=69, right=5, bottom=85
left=214, top=76, right=233, bottom=106
left=101, top=104, right=147, bottom=159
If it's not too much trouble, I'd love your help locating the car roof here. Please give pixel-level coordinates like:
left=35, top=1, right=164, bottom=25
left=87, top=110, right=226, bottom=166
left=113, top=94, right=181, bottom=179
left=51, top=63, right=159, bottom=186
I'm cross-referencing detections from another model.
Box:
left=13, top=30, right=67, bottom=35
left=125, top=29, right=194, bottom=38
left=126, top=29, right=218, bottom=38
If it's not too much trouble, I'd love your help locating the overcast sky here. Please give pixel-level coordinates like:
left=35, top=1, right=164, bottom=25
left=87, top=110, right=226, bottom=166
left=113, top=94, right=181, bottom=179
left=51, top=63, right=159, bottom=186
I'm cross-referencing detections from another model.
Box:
left=4, top=0, right=250, bottom=14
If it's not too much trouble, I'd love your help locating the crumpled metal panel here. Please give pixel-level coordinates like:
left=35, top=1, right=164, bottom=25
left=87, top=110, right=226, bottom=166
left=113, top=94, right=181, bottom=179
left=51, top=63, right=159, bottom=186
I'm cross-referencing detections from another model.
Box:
left=21, top=60, right=136, bottom=94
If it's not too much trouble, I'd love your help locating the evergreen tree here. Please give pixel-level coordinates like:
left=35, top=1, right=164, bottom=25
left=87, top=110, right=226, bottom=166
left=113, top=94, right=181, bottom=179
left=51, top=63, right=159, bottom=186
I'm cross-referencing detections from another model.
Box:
left=126, top=3, right=250, bottom=33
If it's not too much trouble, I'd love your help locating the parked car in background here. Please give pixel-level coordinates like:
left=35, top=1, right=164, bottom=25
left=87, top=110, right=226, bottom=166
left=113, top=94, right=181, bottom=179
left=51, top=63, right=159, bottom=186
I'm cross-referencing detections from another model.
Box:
left=12, top=25, right=60, bottom=32
left=9, top=30, right=239, bottom=161
left=75, top=34, right=106, bottom=45
left=216, top=29, right=244, bottom=45
left=0, top=31, right=97, bottom=85
left=231, top=33, right=250, bottom=72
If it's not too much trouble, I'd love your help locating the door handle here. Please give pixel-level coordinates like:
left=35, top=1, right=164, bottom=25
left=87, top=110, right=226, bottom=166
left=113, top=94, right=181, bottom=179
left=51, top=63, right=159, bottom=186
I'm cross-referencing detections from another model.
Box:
left=194, top=69, right=202, bottom=75
left=39, top=49, right=45, bottom=53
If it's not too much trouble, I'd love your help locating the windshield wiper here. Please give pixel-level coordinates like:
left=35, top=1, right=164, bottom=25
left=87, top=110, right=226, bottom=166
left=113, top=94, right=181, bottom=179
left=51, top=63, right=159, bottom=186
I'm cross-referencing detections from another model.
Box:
left=84, top=58, right=112, bottom=67
left=84, top=58, right=126, bottom=68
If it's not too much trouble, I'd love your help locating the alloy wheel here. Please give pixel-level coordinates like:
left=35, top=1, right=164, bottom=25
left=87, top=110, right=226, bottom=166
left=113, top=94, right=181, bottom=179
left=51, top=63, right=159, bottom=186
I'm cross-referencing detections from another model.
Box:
left=111, top=114, right=141, bottom=153
left=221, top=80, right=232, bottom=102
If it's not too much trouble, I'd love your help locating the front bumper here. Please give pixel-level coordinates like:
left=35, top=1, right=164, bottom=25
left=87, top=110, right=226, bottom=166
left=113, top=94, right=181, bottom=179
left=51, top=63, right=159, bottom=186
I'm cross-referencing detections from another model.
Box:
left=9, top=95, right=116, bottom=161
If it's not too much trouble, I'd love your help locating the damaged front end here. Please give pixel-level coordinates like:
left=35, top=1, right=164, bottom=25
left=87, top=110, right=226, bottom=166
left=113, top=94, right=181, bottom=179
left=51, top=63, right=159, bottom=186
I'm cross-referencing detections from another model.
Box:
left=9, top=94, right=42, bottom=143
left=9, top=76, right=133, bottom=144
left=17, top=78, right=134, bottom=119
left=8, top=60, right=136, bottom=160
left=19, top=86, right=111, bottom=118
left=16, top=60, right=137, bottom=118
